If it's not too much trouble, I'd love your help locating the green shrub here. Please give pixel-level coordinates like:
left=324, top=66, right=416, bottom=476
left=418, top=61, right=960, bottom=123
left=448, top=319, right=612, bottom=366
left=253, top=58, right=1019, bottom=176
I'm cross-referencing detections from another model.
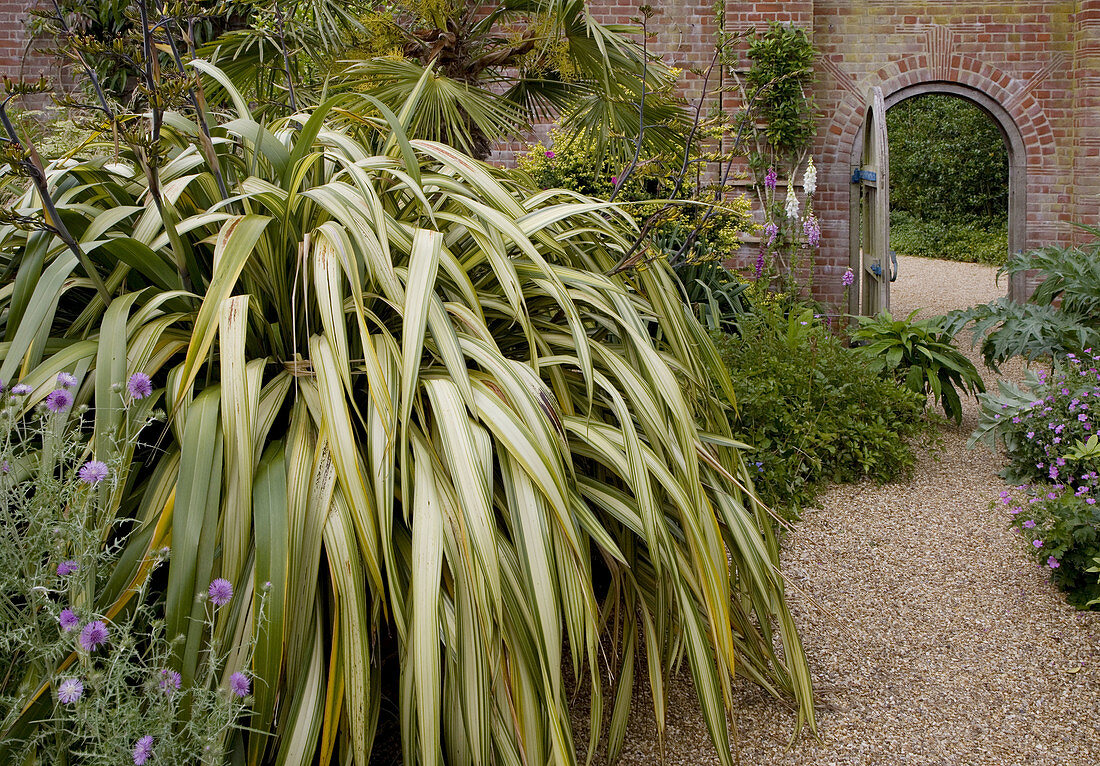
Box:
left=850, top=311, right=986, bottom=424
left=715, top=307, right=932, bottom=514
left=890, top=211, right=1007, bottom=265
left=519, top=130, right=757, bottom=333
left=886, top=94, right=1008, bottom=224
left=517, top=128, right=755, bottom=256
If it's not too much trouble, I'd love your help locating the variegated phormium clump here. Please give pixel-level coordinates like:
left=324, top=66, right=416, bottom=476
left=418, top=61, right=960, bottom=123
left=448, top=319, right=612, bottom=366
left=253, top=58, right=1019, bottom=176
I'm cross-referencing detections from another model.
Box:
left=0, top=62, right=815, bottom=765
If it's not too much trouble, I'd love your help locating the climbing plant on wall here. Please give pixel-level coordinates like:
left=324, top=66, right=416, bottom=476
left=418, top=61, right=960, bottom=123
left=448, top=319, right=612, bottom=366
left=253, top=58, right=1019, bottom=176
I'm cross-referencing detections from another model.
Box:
left=727, top=21, right=819, bottom=297
left=740, top=21, right=817, bottom=165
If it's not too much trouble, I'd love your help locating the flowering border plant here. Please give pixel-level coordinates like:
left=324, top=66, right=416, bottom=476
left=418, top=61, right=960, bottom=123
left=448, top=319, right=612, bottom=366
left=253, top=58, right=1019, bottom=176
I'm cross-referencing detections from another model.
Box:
left=0, top=372, right=259, bottom=763
left=971, top=350, right=1100, bottom=484
left=976, top=350, right=1100, bottom=607
left=999, top=481, right=1099, bottom=608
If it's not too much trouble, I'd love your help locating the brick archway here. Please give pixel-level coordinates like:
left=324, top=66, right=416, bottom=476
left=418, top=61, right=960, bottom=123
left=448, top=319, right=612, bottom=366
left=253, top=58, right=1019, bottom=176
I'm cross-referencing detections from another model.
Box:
left=827, top=55, right=1051, bottom=303
left=574, top=2, right=1098, bottom=313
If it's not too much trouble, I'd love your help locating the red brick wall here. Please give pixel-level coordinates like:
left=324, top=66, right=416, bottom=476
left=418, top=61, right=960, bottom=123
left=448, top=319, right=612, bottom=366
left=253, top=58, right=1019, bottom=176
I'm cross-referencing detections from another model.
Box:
left=0, top=1, right=66, bottom=110
left=1073, top=0, right=1100, bottom=230
left=809, top=0, right=1079, bottom=309
left=505, top=1, right=1091, bottom=312
left=6, top=2, right=1094, bottom=311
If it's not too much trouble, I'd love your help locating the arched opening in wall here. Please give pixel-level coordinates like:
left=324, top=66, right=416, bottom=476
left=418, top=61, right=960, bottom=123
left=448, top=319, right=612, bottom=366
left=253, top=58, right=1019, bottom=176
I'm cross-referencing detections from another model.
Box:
left=885, top=89, right=1015, bottom=318
left=850, top=82, right=1027, bottom=318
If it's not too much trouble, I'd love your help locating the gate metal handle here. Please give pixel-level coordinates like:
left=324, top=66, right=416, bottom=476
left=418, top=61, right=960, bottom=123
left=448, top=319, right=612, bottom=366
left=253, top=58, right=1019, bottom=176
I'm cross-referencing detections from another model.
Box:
left=870, top=252, right=900, bottom=281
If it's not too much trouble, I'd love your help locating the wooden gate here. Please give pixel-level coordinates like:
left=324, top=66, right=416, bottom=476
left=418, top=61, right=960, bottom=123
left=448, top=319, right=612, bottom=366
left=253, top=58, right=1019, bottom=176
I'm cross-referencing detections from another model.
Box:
left=849, top=86, right=890, bottom=317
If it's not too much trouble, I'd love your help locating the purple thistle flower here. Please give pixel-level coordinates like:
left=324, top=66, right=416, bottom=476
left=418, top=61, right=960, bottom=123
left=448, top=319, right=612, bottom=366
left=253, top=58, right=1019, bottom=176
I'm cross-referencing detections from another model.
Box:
left=57, top=560, right=80, bottom=576
left=45, top=389, right=73, bottom=412
left=1047, top=556, right=1060, bottom=569
left=57, top=372, right=78, bottom=388
left=78, top=461, right=109, bottom=485
left=133, top=735, right=154, bottom=766
left=57, top=677, right=83, bottom=704
left=229, top=671, right=250, bottom=698
left=79, top=620, right=109, bottom=652
left=11, top=383, right=31, bottom=395
left=127, top=373, right=153, bottom=400
left=159, top=669, right=182, bottom=695
left=842, top=268, right=855, bottom=287
left=59, top=608, right=79, bottom=632
left=764, top=167, right=777, bottom=190
left=802, top=214, right=821, bottom=247
left=208, top=578, right=233, bottom=607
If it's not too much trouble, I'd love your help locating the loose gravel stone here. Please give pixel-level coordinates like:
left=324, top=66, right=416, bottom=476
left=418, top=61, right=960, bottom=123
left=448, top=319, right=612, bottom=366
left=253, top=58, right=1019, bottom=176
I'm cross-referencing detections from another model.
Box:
left=605, top=256, right=1100, bottom=765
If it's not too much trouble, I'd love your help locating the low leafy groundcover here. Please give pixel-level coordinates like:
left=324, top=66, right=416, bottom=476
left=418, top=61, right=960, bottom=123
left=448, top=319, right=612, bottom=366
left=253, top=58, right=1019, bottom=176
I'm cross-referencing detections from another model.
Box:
left=716, top=306, right=933, bottom=516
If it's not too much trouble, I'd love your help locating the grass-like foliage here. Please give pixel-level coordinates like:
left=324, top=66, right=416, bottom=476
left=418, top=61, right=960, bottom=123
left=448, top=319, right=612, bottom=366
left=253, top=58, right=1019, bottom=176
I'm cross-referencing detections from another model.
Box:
left=0, top=71, right=813, bottom=764
left=850, top=311, right=985, bottom=424
left=948, top=231, right=1100, bottom=368
left=715, top=307, right=931, bottom=514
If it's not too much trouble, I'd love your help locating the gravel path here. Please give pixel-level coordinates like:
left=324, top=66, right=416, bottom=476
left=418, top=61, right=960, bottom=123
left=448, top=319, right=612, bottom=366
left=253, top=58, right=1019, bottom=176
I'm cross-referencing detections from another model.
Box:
left=613, top=255, right=1100, bottom=765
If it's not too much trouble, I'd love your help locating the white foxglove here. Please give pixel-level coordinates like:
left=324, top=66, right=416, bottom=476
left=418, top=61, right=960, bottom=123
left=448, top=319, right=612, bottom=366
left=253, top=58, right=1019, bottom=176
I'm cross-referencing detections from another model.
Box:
left=803, top=157, right=817, bottom=196
left=785, top=186, right=800, bottom=220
